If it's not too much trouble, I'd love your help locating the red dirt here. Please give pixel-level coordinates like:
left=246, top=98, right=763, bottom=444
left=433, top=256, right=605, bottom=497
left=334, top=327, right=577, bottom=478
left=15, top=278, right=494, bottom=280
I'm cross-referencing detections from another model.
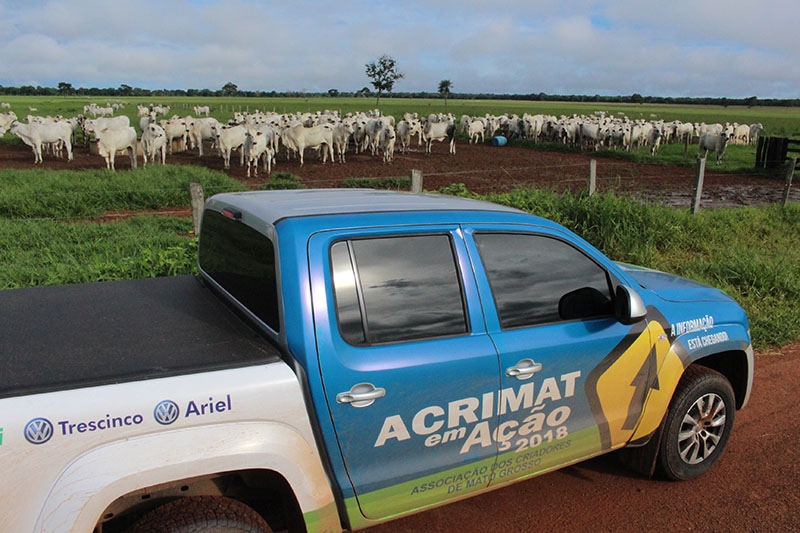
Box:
left=3, top=138, right=799, bottom=530
left=2, top=138, right=796, bottom=208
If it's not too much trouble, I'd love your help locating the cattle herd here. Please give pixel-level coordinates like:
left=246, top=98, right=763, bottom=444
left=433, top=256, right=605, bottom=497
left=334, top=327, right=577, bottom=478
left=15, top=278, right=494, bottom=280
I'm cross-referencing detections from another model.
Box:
left=0, top=102, right=765, bottom=173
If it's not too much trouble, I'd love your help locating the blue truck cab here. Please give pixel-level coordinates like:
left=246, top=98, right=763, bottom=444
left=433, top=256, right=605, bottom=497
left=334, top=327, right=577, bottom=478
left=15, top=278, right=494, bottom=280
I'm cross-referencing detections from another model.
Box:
left=198, top=188, right=753, bottom=530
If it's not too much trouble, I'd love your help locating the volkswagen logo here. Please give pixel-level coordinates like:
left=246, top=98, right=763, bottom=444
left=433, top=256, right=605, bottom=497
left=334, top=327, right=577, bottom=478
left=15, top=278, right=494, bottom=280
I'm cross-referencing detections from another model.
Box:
left=154, top=400, right=180, bottom=425
left=25, top=418, right=54, bottom=445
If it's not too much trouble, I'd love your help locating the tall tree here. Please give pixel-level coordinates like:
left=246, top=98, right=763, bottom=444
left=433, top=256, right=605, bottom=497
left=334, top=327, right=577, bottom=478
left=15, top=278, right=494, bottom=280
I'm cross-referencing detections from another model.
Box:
left=438, top=80, right=453, bottom=105
left=57, top=82, right=74, bottom=96
left=365, top=54, right=404, bottom=106
left=221, top=82, right=239, bottom=96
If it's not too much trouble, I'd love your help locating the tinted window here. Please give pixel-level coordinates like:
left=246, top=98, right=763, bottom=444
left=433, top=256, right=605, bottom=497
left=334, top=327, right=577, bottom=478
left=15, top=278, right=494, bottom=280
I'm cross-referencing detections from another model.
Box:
left=474, top=233, right=613, bottom=329
left=332, top=235, right=468, bottom=345
left=199, top=210, right=280, bottom=332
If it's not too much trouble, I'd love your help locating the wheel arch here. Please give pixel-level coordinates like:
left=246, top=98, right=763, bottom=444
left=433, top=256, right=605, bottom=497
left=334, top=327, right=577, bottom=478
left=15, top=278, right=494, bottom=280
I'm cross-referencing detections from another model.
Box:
left=35, top=422, right=340, bottom=533
left=692, top=346, right=754, bottom=410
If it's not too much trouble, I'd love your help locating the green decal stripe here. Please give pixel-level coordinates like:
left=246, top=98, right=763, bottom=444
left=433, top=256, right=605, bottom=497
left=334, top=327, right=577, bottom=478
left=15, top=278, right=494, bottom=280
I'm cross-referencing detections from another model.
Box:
left=301, top=500, right=341, bottom=533
left=344, top=425, right=602, bottom=527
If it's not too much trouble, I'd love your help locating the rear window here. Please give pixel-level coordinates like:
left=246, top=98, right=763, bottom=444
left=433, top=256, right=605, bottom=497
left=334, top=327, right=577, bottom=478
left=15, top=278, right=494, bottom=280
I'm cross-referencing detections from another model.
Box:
left=198, top=210, right=280, bottom=332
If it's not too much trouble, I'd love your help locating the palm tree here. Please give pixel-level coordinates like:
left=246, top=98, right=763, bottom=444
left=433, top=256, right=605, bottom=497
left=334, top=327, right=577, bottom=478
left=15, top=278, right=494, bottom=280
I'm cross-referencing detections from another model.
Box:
left=438, top=80, right=453, bottom=105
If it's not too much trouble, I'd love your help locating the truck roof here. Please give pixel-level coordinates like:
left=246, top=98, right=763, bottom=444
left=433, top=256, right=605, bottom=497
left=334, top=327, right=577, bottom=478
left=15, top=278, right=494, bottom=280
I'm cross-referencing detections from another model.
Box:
left=204, top=189, right=528, bottom=226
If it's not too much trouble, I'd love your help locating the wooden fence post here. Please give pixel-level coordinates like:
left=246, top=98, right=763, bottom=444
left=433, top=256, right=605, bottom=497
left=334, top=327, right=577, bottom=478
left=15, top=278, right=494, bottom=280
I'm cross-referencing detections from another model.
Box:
left=410, top=169, right=423, bottom=193
left=783, top=157, right=797, bottom=207
left=189, top=182, right=204, bottom=235
left=691, top=157, right=706, bottom=214
left=588, top=159, right=597, bottom=196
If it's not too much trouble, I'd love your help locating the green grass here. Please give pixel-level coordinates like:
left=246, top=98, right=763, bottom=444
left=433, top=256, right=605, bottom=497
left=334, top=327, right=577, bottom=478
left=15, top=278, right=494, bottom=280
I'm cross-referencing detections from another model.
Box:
left=0, top=216, right=198, bottom=288
left=2, top=96, right=797, bottom=350
left=2, top=96, right=799, bottom=139
left=478, top=188, right=800, bottom=348
left=0, top=165, right=245, bottom=219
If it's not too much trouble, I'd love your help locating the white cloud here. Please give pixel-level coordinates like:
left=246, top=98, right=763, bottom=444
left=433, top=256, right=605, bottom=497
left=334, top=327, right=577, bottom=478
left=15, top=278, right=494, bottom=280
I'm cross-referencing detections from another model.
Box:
left=0, top=0, right=796, bottom=97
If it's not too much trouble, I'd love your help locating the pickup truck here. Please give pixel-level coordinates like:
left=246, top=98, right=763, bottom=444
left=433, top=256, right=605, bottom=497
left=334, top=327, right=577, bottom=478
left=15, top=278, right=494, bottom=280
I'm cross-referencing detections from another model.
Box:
left=0, top=188, right=753, bottom=532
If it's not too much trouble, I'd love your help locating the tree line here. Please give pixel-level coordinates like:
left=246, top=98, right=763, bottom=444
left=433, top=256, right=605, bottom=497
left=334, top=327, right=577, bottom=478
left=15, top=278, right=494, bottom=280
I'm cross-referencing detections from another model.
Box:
left=1, top=83, right=795, bottom=108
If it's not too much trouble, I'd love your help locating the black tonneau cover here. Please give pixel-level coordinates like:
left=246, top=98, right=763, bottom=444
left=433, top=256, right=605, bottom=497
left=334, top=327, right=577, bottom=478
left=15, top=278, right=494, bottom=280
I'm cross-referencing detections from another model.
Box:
left=0, top=275, right=281, bottom=399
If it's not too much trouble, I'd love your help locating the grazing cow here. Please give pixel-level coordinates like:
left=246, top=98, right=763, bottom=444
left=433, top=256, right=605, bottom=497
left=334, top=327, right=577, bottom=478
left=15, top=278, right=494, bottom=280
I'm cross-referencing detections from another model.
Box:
left=10, top=120, right=74, bottom=163
left=697, top=133, right=729, bottom=164
left=95, top=126, right=138, bottom=171
left=423, top=120, right=456, bottom=155
left=141, top=123, right=167, bottom=166
left=280, top=123, right=334, bottom=165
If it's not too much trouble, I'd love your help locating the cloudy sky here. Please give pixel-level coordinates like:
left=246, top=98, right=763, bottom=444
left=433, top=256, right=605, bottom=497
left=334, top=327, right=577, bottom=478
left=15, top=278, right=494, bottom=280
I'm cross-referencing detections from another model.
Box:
left=0, top=0, right=797, bottom=99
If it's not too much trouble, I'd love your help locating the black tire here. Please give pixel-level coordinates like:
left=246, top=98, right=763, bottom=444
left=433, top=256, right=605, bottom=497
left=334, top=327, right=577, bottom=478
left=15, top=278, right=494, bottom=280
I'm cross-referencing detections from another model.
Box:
left=657, top=365, right=735, bottom=481
left=129, top=496, right=272, bottom=533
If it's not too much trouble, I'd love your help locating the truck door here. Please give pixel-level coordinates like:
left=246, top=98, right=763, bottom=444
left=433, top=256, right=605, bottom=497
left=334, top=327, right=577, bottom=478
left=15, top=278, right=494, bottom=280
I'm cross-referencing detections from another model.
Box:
left=464, top=228, right=656, bottom=487
left=309, top=229, right=501, bottom=520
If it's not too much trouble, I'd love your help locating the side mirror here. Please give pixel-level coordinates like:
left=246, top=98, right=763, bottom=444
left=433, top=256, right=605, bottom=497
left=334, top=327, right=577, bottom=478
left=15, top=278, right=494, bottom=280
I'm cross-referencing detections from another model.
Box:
left=615, top=285, right=647, bottom=325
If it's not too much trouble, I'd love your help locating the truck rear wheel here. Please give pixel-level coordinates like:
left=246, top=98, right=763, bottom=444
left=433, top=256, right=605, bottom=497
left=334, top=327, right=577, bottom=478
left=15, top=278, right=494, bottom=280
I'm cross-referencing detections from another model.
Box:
left=129, top=496, right=272, bottom=533
left=657, top=365, right=735, bottom=481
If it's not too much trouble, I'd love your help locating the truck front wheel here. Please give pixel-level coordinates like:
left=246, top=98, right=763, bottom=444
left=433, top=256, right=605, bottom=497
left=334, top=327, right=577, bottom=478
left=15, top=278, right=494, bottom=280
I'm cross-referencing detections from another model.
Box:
left=129, top=496, right=272, bottom=533
left=658, top=365, right=735, bottom=481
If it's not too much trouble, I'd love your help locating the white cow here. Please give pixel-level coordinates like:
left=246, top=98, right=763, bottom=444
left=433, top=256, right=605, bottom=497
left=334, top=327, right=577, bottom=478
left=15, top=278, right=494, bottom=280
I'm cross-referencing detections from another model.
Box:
left=83, top=115, right=131, bottom=138
left=159, top=116, right=190, bottom=154
left=423, top=120, right=456, bottom=155
left=141, top=123, right=167, bottom=166
left=468, top=119, right=486, bottom=144
left=0, top=111, right=18, bottom=135
left=214, top=124, right=247, bottom=169
left=377, top=123, right=396, bottom=163
left=647, top=127, right=663, bottom=155
left=243, top=130, right=272, bottom=177
left=280, top=123, right=334, bottom=165
left=330, top=121, right=354, bottom=163
left=396, top=119, right=423, bottom=153
left=193, top=105, right=210, bottom=117
left=697, top=133, right=729, bottom=164
left=189, top=117, right=222, bottom=156
left=95, top=126, right=138, bottom=171
left=10, top=120, right=74, bottom=163
left=749, top=123, right=764, bottom=145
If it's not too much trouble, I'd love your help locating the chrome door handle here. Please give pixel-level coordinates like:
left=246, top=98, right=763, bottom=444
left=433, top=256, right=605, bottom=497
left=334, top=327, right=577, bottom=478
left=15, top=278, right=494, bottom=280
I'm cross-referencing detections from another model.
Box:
left=336, top=382, right=386, bottom=408
left=506, top=358, right=542, bottom=380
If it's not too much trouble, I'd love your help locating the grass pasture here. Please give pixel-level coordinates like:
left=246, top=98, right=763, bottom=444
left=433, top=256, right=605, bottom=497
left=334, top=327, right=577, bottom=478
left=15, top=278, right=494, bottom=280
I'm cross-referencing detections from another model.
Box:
left=2, top=95, right=799, bottom=139
left=1, top=96, right=799, bottom=349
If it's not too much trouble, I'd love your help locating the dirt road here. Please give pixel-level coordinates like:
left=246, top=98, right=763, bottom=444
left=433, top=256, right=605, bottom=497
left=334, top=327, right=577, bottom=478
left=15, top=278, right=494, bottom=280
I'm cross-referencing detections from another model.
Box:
left=367, top=344, right=800, bottom=532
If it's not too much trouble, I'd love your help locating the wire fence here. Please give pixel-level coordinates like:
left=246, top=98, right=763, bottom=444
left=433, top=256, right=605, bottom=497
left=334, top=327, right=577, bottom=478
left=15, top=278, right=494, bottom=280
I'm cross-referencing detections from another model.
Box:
left=0, top=155, right=797, bottom=224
